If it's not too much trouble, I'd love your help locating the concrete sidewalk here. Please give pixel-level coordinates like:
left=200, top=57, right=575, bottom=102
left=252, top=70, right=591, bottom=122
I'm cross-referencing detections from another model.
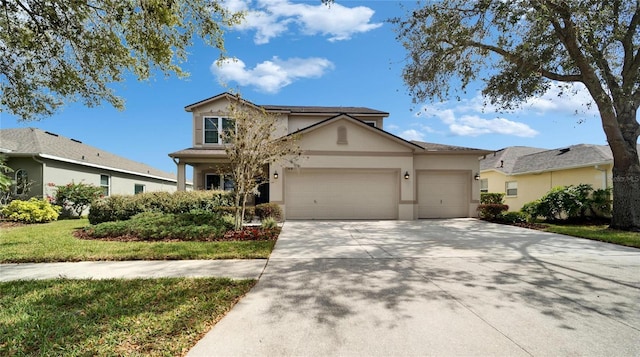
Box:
left=0, top=260, right=267, bottom=281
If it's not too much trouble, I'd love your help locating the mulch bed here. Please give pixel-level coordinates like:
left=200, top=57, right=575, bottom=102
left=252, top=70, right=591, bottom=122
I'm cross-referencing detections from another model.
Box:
left=73, top=227, right=281, bottom=243
left=0, top=220, right=26, bottom=229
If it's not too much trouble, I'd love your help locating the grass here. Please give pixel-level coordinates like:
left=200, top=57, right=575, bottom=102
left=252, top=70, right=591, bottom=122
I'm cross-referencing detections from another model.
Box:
left=543, top=223, right=640, bottom=248
left=0, top=219, right=275, bottom=263
left=0, top=277, right=255, bottom=356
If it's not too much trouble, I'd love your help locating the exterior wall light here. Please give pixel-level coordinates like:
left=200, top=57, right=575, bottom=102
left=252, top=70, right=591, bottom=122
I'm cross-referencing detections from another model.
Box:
left=474, top=173, right=480, bottom=181
left=273, top=171, right=279, bottom=179
left=404, top=171, right=410, bottom=180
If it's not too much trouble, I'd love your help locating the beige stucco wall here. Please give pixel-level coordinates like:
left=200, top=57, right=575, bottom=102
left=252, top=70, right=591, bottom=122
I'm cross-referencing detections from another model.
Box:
left=288, top=115, right=383, bottom=133
left=190, top=99, right=290, bottom=147
left=482, top=164, right=613, bottom=211
left=270, top=118, right=483, bottom=220
left=414, top=154, right=482, bottom=217
left=299, top=119, right=410, bottom=153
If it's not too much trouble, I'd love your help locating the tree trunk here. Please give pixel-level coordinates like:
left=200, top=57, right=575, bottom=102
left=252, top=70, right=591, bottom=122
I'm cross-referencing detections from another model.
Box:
left=608, top=107, right=640, bottom=231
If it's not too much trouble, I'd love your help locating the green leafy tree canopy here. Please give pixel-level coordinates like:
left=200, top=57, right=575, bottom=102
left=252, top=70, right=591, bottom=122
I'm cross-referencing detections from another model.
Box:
left=394, top=0, right=640, bottom=230
left=1, top=0, right=243, bottom=121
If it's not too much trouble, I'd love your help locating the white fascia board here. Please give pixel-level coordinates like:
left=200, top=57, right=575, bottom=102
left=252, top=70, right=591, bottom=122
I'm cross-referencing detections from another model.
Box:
left=38, top=154, right=177, bottom=183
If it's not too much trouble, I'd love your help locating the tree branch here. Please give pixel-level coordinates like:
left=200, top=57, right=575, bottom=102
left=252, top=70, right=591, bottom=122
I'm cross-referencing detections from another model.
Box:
left=621, top=3, right=640, bottom=89
left=461, top=40, right=583, bottom=82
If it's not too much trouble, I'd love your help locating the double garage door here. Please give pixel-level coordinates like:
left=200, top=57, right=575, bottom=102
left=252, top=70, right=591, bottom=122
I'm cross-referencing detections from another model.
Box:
left=285, top=169, right=398, bottom=220
left=284, top=169, right=470, bottom=220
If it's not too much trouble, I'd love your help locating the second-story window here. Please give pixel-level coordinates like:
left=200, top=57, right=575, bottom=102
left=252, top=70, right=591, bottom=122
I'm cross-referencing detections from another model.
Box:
left=204, top=117, right=234, bottom=144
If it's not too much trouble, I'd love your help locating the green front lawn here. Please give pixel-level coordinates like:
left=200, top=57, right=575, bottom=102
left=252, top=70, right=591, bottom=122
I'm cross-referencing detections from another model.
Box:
left=0, top=219, right=275, bottom=263
left=543, top=223, right=640, bottom=248
left=0, top=278, right=254, bottom=356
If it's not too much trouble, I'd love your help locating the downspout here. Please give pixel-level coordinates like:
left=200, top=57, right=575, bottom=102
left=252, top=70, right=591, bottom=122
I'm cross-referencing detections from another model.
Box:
left=32, top=154, right=46, bottom=199
left=594, top=165, right=608, bottom=189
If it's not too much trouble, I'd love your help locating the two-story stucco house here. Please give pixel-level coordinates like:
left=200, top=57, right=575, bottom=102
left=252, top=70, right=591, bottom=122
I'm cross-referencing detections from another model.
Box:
left=169, top=92, right=491, bottom=220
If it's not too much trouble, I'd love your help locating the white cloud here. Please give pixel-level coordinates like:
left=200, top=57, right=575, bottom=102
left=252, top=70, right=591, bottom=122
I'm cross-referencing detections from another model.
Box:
left=399, top=129, right=425, bottom=141
left=227, top=0, right=382, bottom=44
left=418, top=103, right=539, bottom=138
left=523, top=82, right=597, bottom=116
left=211, top=56, right=334, bottom=93
left=452, top=115, right=539, bottom=137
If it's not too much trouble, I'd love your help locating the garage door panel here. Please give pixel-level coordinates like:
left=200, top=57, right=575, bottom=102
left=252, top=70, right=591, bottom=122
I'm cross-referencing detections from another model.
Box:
left=286, top=170, right=398, bottom=220
left=418, top=172, right=469, bottom=219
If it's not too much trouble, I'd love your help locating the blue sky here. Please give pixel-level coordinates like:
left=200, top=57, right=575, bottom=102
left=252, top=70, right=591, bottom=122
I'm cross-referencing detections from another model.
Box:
left=1, top=0, right=608, bottom=179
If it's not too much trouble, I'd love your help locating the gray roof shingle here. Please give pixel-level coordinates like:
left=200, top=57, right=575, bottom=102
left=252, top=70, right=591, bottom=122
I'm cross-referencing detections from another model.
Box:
left=480, top=146, right=547, bottom=173
left=410, top=140, right=490, bottom=153
left=510, top=144, right=612, bottom=174
left=1, top=128, right=177, bottom=181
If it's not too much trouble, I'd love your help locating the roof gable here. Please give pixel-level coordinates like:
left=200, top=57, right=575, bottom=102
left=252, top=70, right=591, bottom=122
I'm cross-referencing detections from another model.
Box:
left=291, top=114, right=422, bottom=152
left=0, top=128, right=176, bottom=181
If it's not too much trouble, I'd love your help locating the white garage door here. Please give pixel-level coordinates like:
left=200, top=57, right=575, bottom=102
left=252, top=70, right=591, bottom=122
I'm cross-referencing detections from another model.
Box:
left=285, top=169, right=398, bottom=219
left=418, top=171, right=469, bottom=218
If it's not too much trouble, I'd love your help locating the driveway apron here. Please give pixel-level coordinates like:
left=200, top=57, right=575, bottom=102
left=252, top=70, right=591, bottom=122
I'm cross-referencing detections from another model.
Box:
left=188, top=219, right=640, bottom=356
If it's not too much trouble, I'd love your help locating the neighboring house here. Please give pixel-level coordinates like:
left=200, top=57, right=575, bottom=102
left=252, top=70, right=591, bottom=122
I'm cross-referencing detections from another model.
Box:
left=480, top=144, right=614, bottom=211
left=169, top=92, right=491, bottom=220
left=0, top=128, right=184, bottom=200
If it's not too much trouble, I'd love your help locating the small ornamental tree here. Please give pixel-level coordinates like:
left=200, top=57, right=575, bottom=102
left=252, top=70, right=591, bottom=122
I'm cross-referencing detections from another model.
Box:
left=54, top=182, right=104, bottom=217
left=220, top=95, right=301, bottom=230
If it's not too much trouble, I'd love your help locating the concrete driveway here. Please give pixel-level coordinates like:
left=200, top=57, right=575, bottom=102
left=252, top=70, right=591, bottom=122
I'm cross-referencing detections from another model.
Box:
left=188, top=219, right=640, bottom=356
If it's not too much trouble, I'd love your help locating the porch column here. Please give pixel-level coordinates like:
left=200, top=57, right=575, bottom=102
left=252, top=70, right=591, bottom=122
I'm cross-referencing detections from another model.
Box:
left=176, top=161, right=186, bottom=191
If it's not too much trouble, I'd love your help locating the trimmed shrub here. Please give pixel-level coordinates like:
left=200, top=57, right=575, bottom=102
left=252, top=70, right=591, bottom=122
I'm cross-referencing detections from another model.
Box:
left=87, top=210, right=234, bottom=241
left=213, top=206, right=255, bottom=222
left=500, top=211, right=527, bottom=224
left=1, top=198, right=61, bottom=223
left=477, top=204, right=509, bottom=220
left=478, top=192, right=508, bottom=220
left=481, top=192, right=505, bottom=204
left=255, top=203, right=283, bottom=222
left=88, top=190, right=235, bottom=224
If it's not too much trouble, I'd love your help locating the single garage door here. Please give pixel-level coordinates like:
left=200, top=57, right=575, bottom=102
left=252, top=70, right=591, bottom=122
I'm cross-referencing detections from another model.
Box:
left=418, top=171, right=469, bottom=218
left=285, top=169, right=398, bottom=219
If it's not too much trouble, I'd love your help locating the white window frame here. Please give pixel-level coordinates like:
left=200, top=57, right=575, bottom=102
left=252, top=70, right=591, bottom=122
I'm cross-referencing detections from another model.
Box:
left=204, top=174, right=234, bottom=192
left=480, top=178, right=488, bottom=193
left=100, top=174, right=110, bottom=196
left=203, top=117, right=234, bottom=144
left=363, top=120, right=377, bottom=127
left=134, top=184, right=145, bottom=195
left=15, top=169, right=28, bottom=195
left=505, top=181, right=518, bottom=197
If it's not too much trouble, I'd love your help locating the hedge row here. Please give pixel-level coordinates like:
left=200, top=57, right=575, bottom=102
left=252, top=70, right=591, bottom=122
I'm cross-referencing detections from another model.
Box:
left=88, top=191, right=234, bottom=224
left=87, top=191, right=284, bottom=225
